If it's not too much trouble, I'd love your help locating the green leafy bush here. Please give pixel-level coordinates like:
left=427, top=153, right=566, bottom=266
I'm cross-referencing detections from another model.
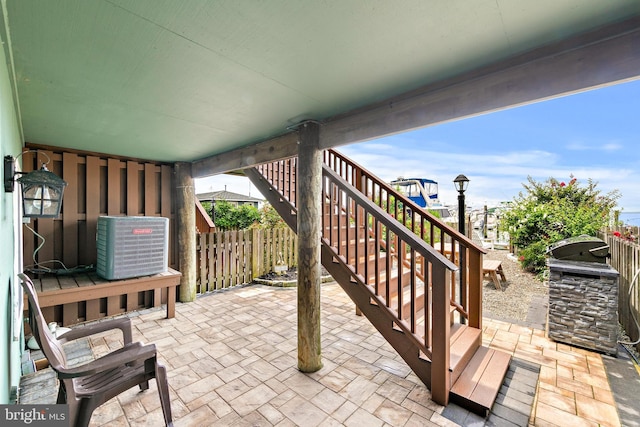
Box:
left=501, top=176, right=619, bottom=277
left=213, top=200, right=261, bottom=230
left=251, top=203, right=288, bottom=229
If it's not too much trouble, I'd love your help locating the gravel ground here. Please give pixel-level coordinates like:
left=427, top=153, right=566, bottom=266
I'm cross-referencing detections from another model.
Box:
left=481, top=248, right=548, bottom=322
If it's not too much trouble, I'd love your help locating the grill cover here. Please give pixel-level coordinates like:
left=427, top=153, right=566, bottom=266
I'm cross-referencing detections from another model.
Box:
left=546, top=235, right=609, bottom=263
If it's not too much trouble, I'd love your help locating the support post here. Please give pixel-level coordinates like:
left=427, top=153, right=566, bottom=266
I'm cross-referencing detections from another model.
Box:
left=431, top=263, right=451, bottom=406
left=175, top=162, right=197, bottom=302
left=297, top=121, right=323, bottom=372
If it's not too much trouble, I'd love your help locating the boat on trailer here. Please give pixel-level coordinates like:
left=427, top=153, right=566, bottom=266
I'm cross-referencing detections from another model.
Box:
left=389, top=177, right=454, bottom=222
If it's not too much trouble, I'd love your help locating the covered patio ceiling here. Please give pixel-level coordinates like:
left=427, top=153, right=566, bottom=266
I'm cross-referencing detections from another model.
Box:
left=3, top=1, right=640, bottom=174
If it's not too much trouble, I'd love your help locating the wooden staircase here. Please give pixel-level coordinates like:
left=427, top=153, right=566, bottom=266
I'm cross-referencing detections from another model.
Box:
left=245, top=150, right=511, bottom=416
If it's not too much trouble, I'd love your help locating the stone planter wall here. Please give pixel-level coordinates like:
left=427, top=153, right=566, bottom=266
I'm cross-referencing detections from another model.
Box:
left=547, top=259, right=619, bottom=355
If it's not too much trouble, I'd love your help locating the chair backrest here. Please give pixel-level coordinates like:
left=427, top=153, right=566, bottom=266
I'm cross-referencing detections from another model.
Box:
left=18, top=273, right=68, bottom=371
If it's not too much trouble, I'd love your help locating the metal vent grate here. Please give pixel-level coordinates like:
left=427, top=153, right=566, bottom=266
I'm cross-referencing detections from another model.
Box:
left=96, top=216, right=169, bottom=280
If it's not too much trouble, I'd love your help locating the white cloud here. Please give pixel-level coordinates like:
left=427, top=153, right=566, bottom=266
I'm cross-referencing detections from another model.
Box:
left=339, top=143, right=640, bottom=211
left=194, top=128, right=640, bottom=214
left=602, top=142, right=623, bottom=151
left=566, top=141, right=623, bottom=151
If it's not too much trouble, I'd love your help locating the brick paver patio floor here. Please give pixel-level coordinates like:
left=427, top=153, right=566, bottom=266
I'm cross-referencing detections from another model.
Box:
left=21, top=281, right=623, bottom=426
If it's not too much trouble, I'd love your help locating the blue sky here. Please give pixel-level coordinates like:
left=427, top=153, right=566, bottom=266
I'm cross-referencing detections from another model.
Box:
left=196, top=78, right=640, bottom=212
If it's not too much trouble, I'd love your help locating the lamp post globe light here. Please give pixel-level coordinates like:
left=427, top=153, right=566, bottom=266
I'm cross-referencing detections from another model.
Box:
left=453, top=174, right=469, bottom=236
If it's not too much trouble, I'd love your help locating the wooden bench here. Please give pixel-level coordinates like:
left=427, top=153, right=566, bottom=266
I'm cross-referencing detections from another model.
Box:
left=27, top=268, right=181, bottom=326
left=482, top=260, right=506, bottom=290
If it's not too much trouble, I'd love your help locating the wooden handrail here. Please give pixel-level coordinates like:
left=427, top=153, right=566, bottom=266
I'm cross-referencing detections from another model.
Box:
left=323, top=149, right=485, bottom=328
left=253, top=161, right=458, bottom=357
left=255, top=154, right=484, bottom=324
left=195, top=199, right=215, bottom=233
left=323, top=166, right=456, bottom=268
left=322, top=165, right=457, bottom=357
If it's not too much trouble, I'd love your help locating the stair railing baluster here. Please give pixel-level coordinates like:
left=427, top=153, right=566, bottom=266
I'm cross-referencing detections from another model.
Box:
left=410, top=248, right=416, bottom=333
left=374, top=218, right=381, bottom=296
left=397, top=240, right=404, bottom=320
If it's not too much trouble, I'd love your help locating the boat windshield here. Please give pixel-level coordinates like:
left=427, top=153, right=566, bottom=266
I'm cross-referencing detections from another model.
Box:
left=398, top=182, right=421, bottom=197
left=422, top=181, right=438, bottom=199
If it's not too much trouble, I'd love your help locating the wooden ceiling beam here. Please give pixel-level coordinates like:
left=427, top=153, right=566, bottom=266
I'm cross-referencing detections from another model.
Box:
left=192, top=132, right=298, bottom=178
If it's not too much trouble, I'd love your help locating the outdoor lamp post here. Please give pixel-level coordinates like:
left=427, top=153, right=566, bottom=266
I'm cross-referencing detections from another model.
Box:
left=4, top=153, right=67, bottom=218
left=453, top=174, right=469, bottom=236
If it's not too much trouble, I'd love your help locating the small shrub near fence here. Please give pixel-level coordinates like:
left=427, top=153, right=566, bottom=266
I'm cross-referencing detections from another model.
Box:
left=196, top=228, right=297, bottom=293
left=599, top=230, right=640, bottom=354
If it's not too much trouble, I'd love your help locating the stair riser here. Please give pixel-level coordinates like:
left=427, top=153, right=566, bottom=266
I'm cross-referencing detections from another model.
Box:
left=449, top=329, right=482, bottom=386
left=450, top=348, right=512, bottom=416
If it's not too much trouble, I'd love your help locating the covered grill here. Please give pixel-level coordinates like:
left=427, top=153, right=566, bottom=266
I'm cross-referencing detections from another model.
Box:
left=546, top=235, right=609, bottom=263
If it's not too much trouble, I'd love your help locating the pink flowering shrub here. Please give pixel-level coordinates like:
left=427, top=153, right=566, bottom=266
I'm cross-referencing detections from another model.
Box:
left=501, top=176, right=620, bottom=277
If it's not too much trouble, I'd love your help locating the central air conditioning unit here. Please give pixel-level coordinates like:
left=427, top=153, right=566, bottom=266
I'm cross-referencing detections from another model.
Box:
left=96, top=216, right=169, bottom=280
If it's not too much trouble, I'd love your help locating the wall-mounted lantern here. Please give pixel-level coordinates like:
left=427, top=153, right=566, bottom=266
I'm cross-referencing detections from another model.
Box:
left=4, top=153, right=67, bottom=218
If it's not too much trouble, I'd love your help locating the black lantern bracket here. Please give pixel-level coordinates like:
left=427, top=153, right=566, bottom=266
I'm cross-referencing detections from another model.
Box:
left=4, top=151, right=68, bottom=218
left=4, top=154, right=18, bottom=193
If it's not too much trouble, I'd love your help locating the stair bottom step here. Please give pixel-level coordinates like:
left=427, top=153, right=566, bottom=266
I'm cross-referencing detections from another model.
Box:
left=450, top=346, right=511, bottom=416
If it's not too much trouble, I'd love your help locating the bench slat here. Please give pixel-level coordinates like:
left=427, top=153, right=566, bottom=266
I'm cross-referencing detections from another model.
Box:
left=30, top=269, right=181, bottom=325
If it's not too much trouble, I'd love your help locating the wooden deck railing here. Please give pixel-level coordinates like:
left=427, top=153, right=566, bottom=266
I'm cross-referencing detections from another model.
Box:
left=321, top=166, right=458, bottom=357
left=253, top=152, right=485, bottom=326
left=323, top=149, right=485, bottom=327
left=195, top=199, right=215, bottom=233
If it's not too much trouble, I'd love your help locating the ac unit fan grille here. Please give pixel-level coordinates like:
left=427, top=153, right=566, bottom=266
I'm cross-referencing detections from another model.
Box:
left=96, top=216, right=169, bottom=280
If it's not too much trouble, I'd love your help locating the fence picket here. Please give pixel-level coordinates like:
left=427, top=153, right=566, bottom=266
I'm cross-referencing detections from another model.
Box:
left=231, top=231, right=237, bottom=286
left=208, top=233, right=215, bottom=290
left=600, top=231, right=640, bottom=354
left=196, top=228, right=298, bottom=294
left=198, top=234, right=206, bottom=292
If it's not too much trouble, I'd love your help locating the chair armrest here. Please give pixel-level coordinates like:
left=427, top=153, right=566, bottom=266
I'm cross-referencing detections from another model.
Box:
left=56, top=342, right=157, bottom=379
left=56, top=317, right=133, bottom=345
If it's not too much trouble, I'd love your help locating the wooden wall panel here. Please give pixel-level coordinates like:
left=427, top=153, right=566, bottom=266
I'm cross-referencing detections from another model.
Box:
left=85, top=156, right=100, bottom=261
left=62, top=152, right=79, bottom=267
left=126, top=161, right=139, bottom=215
left=22, top=145, right=177, bottom=280
left=107, top=158, right=121, bottom=216
left=144, top=163, right=156, bottom=215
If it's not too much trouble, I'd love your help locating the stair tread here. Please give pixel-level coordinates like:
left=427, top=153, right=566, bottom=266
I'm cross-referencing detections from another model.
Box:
left=450, top=346, right=511, bottom=412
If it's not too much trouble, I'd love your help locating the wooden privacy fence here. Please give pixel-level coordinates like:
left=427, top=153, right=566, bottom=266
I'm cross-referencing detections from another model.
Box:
left=599, top=231, right=640, bottom=353
left=196, top=228, right=297, bottom=293
left=20, top=145, right=178, bottom=325
left=22, top=144, right=176, bottom=270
